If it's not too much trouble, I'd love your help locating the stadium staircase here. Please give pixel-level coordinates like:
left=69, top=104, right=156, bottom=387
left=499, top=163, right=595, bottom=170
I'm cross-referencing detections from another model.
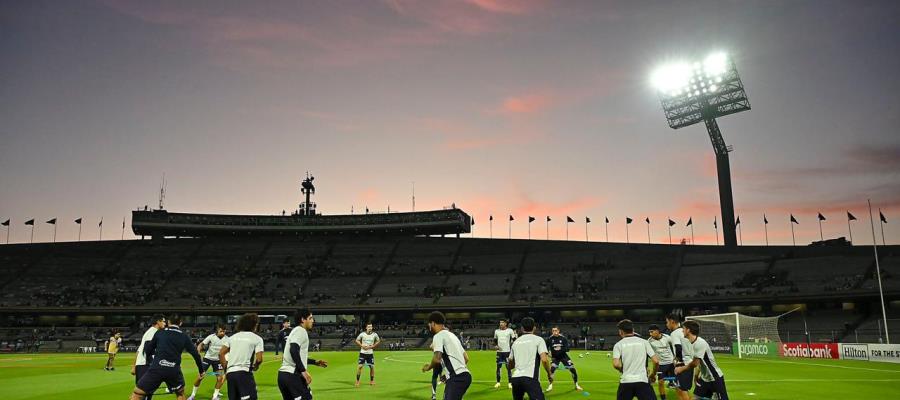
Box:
left=358, top=240, right=401, bottom=305
left=664, top=246, right=685, bottom=298
left=506, top=244, right=531, bottom=301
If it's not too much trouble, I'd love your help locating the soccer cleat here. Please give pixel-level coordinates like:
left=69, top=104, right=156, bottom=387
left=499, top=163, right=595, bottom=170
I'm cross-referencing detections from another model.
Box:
left=494, top=382, right=501, bottom=389
left=355, top=381, right=360, bottom=387
left=211, top=395, right=219, bottom=400
left=370, top=380, right=375, bottom=386
left=431, top=395, right=436, bottom=400
left=545, top=383, right=553, bottom=392
left=575, top=383, right=583, bottom=391
left=187, top=396, right=195, bottom=400
left=508, top=383, right=513, bottom=389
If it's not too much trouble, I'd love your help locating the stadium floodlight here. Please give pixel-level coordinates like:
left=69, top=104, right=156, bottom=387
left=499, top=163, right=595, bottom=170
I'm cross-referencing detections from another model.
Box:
left=651, top=51, right=750, bottom=247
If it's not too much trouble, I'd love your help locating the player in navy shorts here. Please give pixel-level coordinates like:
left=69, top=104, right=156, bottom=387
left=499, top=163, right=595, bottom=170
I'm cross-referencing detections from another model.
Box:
left=130, top=315, right=203, bottom=400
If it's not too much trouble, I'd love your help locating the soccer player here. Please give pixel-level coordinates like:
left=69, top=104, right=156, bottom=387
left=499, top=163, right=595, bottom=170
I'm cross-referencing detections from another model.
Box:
left=666, top=313, right=694, bottom=400
left=647, top=324, right=676, bottom=400
left=188, top=325, right=229, bottom=400
left=354, top=323, right=381, bottom=387
left=422, top=311, right=471, bottom=400
left=130, top=314, right=204, bottom=400
left=278, top=308, right=328, bottom=400
left=275, top=320, right=290, bottom=356
left=106, top=332, right=122, bottom=370
left=132, top=315, right=166, bottom=400
left=508, top=317, right=552, bottom=400
left=220, top=313, right=264, bottom=400
left=545, top=326, right=582, bottom=392
left=493, top=319, right=517, bottom=389
left=429, top=339, right=445, bottom=400
left=612, top=319, right=659, bottom=400
left=675, top=321, right=729, bottom=400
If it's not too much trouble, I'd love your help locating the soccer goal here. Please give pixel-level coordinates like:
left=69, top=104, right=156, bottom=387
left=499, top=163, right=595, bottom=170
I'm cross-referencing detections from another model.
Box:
left=686, top=309, right=798, bottom=358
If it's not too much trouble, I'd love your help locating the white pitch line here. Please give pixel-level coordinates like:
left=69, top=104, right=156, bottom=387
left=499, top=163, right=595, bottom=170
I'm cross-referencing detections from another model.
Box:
left=743, top=357, right=900, bottom=373
left=384, top=356, right=427, bottom=364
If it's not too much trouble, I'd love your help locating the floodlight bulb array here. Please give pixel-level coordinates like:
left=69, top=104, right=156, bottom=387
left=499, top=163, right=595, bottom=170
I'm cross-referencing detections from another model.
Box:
left=652, top=52, right=730, bottom=98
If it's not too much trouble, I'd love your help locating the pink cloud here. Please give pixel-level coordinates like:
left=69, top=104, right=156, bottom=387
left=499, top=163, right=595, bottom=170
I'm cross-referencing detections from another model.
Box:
left=464, top=0, right=545, bottom=14
left=498, top=93, right=556, bottom=114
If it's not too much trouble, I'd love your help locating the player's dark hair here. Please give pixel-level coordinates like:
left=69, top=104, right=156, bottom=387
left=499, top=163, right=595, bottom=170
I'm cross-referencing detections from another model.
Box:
left=151, top=314, right=166, bottom=324
left=617, top=319, right=634, bottom=334
left=683, top=320, right=701, bottom=335
left=236, top=313, right=259, bottom=332
left=366, top=323, right=373, bottom=328
left=168, top=314, right=183, bottom=326
left=216, top=324, right=226, bottom=331
left=648, top=324, right=660, bottom=332
left=665, top=313, right=682, bottom=323
left=500, top=319, right=508, bottom=324
left=295, top=308, right=313, bottom=323
left=521, top=317, right=535, bottom=332
left=428, top=311, right=446, bottom=325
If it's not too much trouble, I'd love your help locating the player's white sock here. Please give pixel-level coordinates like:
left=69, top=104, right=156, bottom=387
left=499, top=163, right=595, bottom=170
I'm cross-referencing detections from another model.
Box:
left=213, top=388, right=220, bottom=398
left=191, top=386, right=199, bottom=396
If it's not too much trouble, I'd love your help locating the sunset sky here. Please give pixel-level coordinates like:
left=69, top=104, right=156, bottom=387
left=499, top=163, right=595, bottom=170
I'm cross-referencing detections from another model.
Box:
left=1, top=0, right=898, bottom=245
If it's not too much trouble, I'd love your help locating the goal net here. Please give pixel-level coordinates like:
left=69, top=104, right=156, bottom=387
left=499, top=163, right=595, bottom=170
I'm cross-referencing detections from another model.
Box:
left=686, top=312, right=790, bottom=358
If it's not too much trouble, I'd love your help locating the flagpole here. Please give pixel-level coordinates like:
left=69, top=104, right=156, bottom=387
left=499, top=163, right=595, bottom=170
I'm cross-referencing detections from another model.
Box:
left=122, top=217, right=126, bottom=240
left=818, top=218, right=824, bottom=241
left=848, top=213, right=853, bottom=244
left=738, top=223, right=742, bottom=246
left=764, top=222, right=769, bottom=246
left=791, top=221, right=796, bottom=246
left=715, top=218, right=719, bottom=246
left=53, top=223, right=57, bottom=243
left=78, top=224, right=82, bottom=242
left=605, top=220, right=609, bottom=242
left=566, top=223, right=569, bottom=241
left=880, top=208, right=886, bottom=246
left=667, top=217, right=672, bottom=245
left=546, top=219, right=549, bottom=240
left=626, top=222, right=629, bottom=244
left=490, top=219, right=493, bottom=239
left=869, top=199, right=890, bottom=344
left=691, top=225, right=694, bottom=245
left=585, top=220, right=588, bottom=242
left=30, top=225, right=34, bottom=244
left=99, top=219, right=103, bottom=241
left=646, top=220, right=650, bottom=244
left=528, top=221, right=531, bottom=240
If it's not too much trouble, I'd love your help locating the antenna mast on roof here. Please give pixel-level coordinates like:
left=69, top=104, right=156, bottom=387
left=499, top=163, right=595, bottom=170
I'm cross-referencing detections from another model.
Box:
left=158, top=173, right=167, bottom=210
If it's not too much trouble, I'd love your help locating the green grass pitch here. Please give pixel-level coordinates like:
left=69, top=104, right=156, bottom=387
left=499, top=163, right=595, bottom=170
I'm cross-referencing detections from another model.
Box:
left=0, top=350, right=895, bottom=399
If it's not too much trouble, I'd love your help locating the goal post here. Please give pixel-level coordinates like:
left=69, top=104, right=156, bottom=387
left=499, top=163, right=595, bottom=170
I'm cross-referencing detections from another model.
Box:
left=686, top=309, right=796, bottom=359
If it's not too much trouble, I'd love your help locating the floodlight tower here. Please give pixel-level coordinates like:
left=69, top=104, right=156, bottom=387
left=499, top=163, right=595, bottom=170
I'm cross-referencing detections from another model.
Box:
left=300, top=172, right=316, bottom=216
left=652, top=52, right=750, bottom=247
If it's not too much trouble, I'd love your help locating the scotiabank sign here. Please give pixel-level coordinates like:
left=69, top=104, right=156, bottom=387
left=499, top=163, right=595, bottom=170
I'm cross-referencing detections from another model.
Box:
left=779, top=343, right=839, bottom=359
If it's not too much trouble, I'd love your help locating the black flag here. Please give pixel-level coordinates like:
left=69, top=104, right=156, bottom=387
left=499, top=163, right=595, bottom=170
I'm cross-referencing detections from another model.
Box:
left=471, top=218, right=475, bottom=225
left=605, top=217, right=609, bottom=224
left=489, top=215, right=494, bottom=221
left=626, top=217, right=633, bottom=224
left=790, top=214, right=798, bottom=224
left=713, top=217, right=717, bottom=229
left=686, top=217, right=692, bottom=227
left=25, top=219, right=35, bottom=226
left=99, top=219, right=103, bottom=227
left=668, top=219, right=676, bottom=227
left=528, top=216, right=535, bottom=223
left=75, top=218, right=82, bottom=224
left=546, top=216, right=551, bottom=222
left=566, top=216, right=574, bottom=223
left=847, top=212, right=856, bottom=221
left=764, top=214, right=769, bottom=224
left=46, top=218, right=57, bottom=225
left=817, top=213, right=826, bottom=221
left=585, top=217, right=591, bottom=223
left=645, top=217, right=650, bottom=224
left=1, top=219, right=9, bottom=226
left=735, top=216, right=741, bottom=226
left=881, top=211, right=888, bottom=223
left=509, top=215, right=514, bottom=221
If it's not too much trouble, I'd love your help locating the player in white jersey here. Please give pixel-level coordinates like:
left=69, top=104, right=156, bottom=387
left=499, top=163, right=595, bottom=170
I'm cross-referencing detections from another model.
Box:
left=675, top=321, right=729, bottom=400
left=612, top=319, right=659, bottom=400
left=132, top=314, right=166, bottom=400
left=666, top=313, right=694, bottom=400
left=493, top=319, right=517, bottom=389
left=219, top=314, right=264, bottom=400
left=188, top=325, right=228, bottom=400
left=278, top=308, right=328, bottom=400
left=507, top=317, right=551, bottom=400
left=354, top=323, right=381, bottom=387
left=422, top=311, right=471, bottom=400
left=648, top=324, right=676, bottom=400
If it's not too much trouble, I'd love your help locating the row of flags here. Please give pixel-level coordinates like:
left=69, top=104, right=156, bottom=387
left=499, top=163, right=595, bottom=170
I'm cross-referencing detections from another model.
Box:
left=1, top=217, right=126, bottom=244
left=2, top=217, right=114, bottom=227
left=480, top=211, right=889, bottom=226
